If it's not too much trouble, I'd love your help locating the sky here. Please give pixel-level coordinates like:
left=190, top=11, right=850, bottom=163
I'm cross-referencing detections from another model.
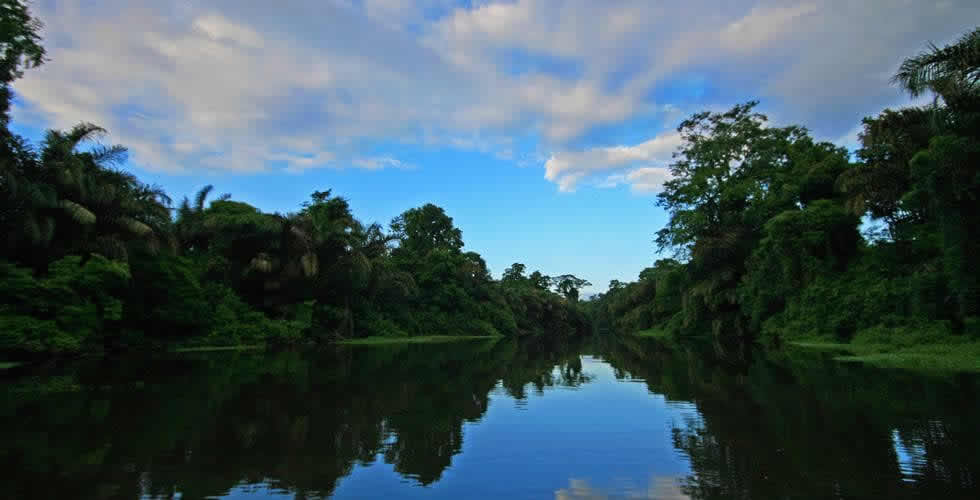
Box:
left=10, top=0, right=980, bottom=293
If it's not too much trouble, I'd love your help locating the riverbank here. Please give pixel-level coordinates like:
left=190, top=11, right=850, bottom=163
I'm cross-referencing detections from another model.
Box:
left=335, top=335, right=501, bottom=346
left=790, top=340, right=980, bottom=373
left=628, top=329, right=980, bottom=373
left=173, top=345, right=266, bottom=353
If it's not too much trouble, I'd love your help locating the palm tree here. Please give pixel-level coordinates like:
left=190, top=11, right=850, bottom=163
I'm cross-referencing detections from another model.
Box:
left=293, top=191, right=414, bottom=339
left=12, top=123, right=173, bottom=264
left=893, top=27, right=980, bottom=106
left=892, top=28, right=980, bottom=321
left=1, top=134, right=56, bottom=258
left=175, top=184, right=230, bottom=253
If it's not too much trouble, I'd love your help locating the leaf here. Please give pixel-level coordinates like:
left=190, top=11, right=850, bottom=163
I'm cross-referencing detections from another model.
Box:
left=59, top=199, right=96, bottom=225
left=118, top=216, right=152, bottom=236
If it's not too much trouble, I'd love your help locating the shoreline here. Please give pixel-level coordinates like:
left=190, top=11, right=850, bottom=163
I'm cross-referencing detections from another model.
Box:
left=789, top=340, right=980, bottom=373
left=335, top=335, right=502, bottom=346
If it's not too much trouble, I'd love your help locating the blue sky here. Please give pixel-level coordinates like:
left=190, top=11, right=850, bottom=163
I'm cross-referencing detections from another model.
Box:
left=11, top=0, right=980, bottom=293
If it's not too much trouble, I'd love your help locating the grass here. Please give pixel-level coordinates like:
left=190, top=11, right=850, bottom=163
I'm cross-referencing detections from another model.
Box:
left=0, top=361, right=22, bottom=370
left=633, top=328, right=671, bottom=340
left=336, top=335, right=501, bottom=346
left=173, top=345, right=265, bottom=353
left=790, top=339, right=980, bottom=373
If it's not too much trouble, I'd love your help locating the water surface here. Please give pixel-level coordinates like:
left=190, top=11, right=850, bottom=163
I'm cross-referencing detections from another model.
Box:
left=1, top=337, right=977, bottom=499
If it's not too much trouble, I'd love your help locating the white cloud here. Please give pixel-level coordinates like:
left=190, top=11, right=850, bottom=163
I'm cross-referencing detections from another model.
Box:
left=597, top=167, right=673, bottom=193
left=273, top=151, right=336, bottom=174
left=351, top=156, right=412, bottom=170
left=721, top=4, right=818, bottom=53
left=11, top=0, right=980, bottom=188
left=626, top=167, right=672, bottom=193
left=15, top=0, right=476, bottom=174
left=192, top=14, right=265, bottom=48
left=545, top=131, right=681, bottom=192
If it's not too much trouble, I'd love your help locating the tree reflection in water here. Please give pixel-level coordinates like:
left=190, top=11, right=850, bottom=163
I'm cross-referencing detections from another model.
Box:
left=1, top=335, right=977, bottom=499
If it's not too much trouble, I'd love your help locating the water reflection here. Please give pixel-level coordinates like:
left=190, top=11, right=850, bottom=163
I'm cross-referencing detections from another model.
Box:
left=0, top=338, right=587, bottom=499
left=600, top=336, right=980, bottom=499
left=0, top=335, right=977, bottom=499
left=554, top=477, right=690, bottom=499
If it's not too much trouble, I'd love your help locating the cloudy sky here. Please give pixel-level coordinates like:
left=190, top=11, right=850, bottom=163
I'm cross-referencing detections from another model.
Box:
left=11, top=0, right=979, bottom=292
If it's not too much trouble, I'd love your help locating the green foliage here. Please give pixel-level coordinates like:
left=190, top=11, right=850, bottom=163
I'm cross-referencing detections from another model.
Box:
left=550, top=274, right=591, bottom=302
left=390, top=203, right=463, bottom=256
left=893, top=26, right=980, bottom=101
left=739, top=200, right=860, bottom=331
left=0, top=256, right=129, bottom=355
left=3, top=5, right=976, bottom=364
left=592, top=27, right=980, bottom=362
left=125, top=252, right=210, bottom=340
left=0, top=0, right=45, bottom=127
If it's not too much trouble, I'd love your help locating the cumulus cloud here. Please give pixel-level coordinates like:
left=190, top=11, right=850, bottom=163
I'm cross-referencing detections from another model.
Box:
left=11, top=0, right=980, bottom=187
left=545, top=132, right=681, bottom=192
left=15, top=0, right=473, bottom=174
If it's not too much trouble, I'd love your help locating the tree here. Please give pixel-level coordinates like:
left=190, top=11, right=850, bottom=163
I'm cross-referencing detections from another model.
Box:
left=0, top=0, right=45, bottom=128
left=550, top=274, right=591, bottom=302
left=529, top=271, right=550, bottom=290
left=390, top=203, right=463, bottom=257
left=890, top=28, right=980, bottom=321
left=175, top=184, right=231, bottom=254
left=0, top=1, right=600, bottom=358
left=838, top=107, right=934, bottom=239
left=296, top=190, right=364, bottom=339
left=739, top=200, right=861, bottom=333
left=655, top=102, right=811, bottom=337
left=0, top=1, right=46, bottom=257
left=893, top=27, right=980, bottom=107
left=501, top=262, right=527, bottom=283
left=32, top=124, right=172, bottom=264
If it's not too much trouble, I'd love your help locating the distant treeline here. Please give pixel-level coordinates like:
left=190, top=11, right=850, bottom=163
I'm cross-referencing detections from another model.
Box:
left=587, top=28, right=980, bottom=349
left=0, top=2, right=590, bottom=358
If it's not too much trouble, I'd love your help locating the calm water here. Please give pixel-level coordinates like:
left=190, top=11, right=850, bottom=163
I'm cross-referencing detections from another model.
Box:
left=1, top=337, right=978, bottom=499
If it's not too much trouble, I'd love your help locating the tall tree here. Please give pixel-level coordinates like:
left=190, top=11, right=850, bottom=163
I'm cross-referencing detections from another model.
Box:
left=892, top=28, right=980, bottom=321
left=23, top=124, right=173, bottom=265
left=550, top=274, right=591, bottom=302
left=390, top=203, right=463, bottom=257
left=1, top=1, right=47, bottom=260
left=501, top=263, right=527, bottom=283
left=0, top=0, right=45, bottom=129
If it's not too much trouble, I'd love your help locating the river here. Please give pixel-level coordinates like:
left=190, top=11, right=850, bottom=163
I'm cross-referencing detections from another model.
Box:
left=1, top=336, right=977, bottom=499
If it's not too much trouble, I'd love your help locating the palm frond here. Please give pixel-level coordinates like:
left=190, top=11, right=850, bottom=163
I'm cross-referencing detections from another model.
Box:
left=65, top=123, right=108, bottom=150
left=249, top=253, right=274, bottom=273
left=177, top=197, right=192, bottom=221
left=300, top=252, right=319, bottom=277
left=194, top=185, right=214, bottom=212
left=893, top=27, right=980, bottom=97
left=59, top=199, right=96, bottom=225
left=118, top=216, right=153, bottom=236
left=90, top=144, right=129, bottom=166
left=147, top=184, right=172, bottom=207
